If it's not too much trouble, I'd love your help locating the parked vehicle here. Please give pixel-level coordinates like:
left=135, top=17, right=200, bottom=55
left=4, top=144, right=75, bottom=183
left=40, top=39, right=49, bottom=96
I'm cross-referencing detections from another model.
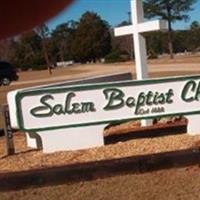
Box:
left=0, top=62, right=18, bottom=86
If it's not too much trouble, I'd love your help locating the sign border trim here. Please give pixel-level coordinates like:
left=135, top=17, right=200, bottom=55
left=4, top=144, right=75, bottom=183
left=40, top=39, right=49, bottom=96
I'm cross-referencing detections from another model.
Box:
left=16, top=74, right=200, bottom=132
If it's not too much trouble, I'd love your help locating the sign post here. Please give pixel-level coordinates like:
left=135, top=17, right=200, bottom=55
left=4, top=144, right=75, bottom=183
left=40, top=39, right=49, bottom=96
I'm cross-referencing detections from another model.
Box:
left=114, top=0, right=167, bottom=126
left=2, top=104, right=15, bottom=155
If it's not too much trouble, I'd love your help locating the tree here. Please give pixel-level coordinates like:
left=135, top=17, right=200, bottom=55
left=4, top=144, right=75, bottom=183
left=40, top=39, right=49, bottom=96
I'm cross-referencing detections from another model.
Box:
left=146, top=31, right=168, bottom=57
left=144, top=0, right=197, bottom=59
left=190, top=20, right=200, bottom=30
left=113, top=21, right=134, bottom=60
left=71, top=12, right=111, bottom=63
left=35, top=24, right=52, bottom=75
left=187, top=21, right=200, bottom=52
left=15, top=31, right=44, bottom=70
left=0, top=38, right=16, bottom=63
left=173, top=30, right=188, bottom=53
left=51, top=20, right=77, bottom=62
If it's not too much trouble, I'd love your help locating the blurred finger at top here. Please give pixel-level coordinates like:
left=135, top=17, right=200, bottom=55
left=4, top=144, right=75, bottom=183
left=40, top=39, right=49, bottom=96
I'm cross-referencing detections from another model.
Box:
left=0, top=0, right=74, bottom=40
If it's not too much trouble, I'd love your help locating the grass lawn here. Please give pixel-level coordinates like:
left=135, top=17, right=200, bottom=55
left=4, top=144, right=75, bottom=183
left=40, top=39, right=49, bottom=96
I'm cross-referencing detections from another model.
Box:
left=1, top=166, right=200, bottom=200
left=1, top=54, right=200, bottom=199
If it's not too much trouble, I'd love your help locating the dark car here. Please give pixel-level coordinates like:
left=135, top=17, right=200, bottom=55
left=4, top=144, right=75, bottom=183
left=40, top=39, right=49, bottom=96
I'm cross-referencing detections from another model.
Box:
left=0, top=62, right=18, bottom=86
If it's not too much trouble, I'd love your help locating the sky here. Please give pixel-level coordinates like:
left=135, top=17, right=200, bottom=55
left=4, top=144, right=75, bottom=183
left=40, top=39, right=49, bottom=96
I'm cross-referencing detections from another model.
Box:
left=47, top=0, right=200, bottom=31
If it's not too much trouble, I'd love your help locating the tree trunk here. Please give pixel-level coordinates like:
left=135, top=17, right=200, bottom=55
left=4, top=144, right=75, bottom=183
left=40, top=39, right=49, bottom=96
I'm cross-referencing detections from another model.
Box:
left=42, top=40, right=52, bottom=75
left=166, top=4, right=174, bottom=59
left=60, top=48, right=64, bottom=62
left=168, top=21, right=174, bottom=59
left=127, top=35, right=133, bottom=60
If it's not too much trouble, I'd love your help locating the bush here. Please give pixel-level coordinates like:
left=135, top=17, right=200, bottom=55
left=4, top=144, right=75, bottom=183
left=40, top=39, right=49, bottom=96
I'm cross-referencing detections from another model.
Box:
left=148, top=49, right=158, bottom=59
left=105, top=50, right=125, bottom=63
left=32, top=64, right=47, bottom=71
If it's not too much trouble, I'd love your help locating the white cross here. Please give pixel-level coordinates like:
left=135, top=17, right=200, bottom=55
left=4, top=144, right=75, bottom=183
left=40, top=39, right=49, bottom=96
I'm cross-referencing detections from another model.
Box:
left=114, top=0, right=167, bottom=126
left=114, top=0, right=167, bottom=80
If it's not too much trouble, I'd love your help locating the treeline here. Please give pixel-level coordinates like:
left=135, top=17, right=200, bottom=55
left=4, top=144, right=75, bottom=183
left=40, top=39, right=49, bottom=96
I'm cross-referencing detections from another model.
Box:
left=146, top=21, right=200, bottom=57
left=113, top=20, right=200, bottom=60
left=0, top=11, right=200, bottom=71
left=0, top=11, right=111, bottom=71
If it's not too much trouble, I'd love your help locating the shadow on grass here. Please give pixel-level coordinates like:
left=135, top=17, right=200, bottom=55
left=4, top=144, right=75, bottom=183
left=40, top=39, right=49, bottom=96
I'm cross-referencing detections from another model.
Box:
left=104, top=124, right=187, bottom=145
left=0, top=129, right=4, bottom=137
left=105, top=121, right=187, bottom=145
left=0, top=146, right=200, bottom=192
left=0, top=120, right=191, bottom=191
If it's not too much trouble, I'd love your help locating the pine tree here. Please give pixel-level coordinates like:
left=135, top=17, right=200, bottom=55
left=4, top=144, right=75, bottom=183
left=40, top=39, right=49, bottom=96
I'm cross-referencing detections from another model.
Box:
left=144, top=0, right=197, bottom=59
left=72, top=12, right=111, bottom=63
